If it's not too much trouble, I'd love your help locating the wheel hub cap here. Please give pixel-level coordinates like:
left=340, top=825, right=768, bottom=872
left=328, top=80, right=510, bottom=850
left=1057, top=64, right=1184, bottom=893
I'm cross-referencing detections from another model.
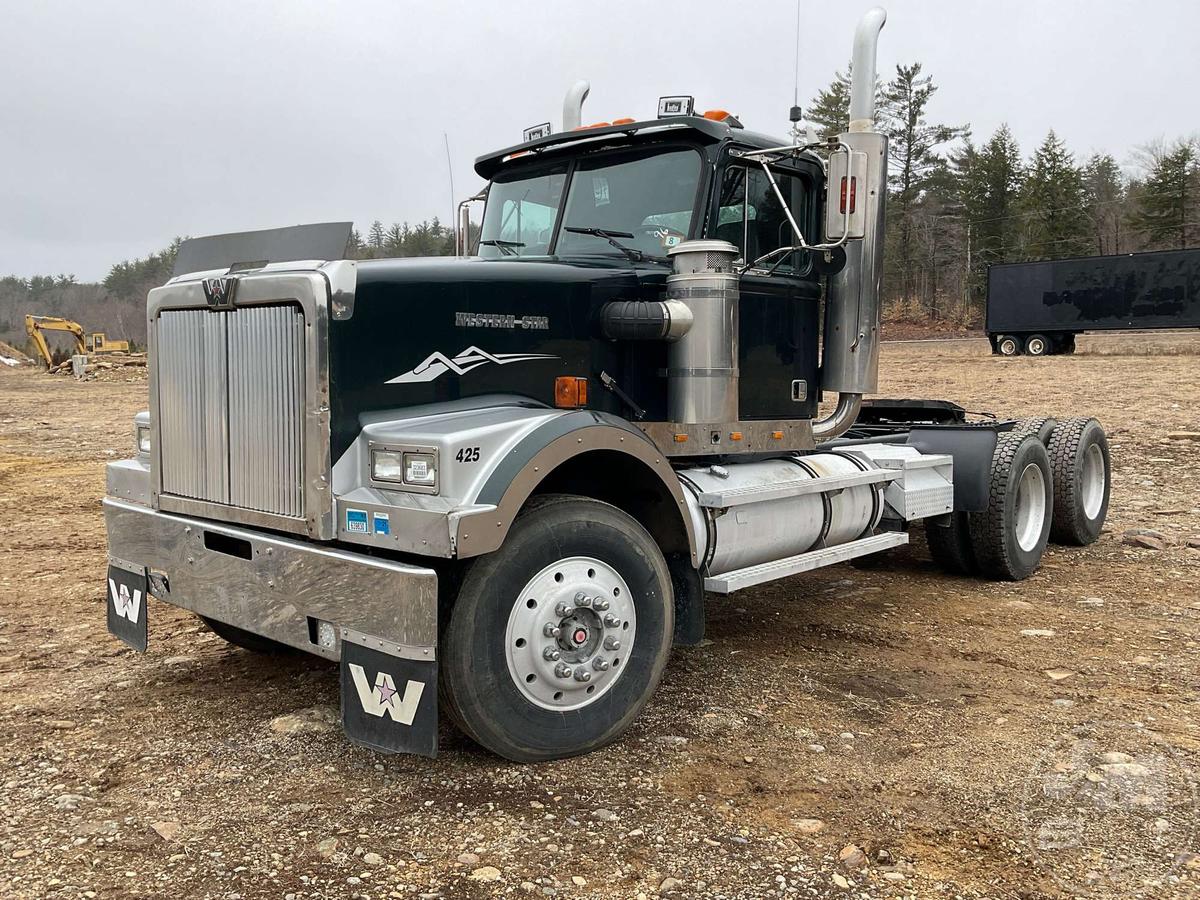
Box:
left=505, top=556, right=635, bottom=711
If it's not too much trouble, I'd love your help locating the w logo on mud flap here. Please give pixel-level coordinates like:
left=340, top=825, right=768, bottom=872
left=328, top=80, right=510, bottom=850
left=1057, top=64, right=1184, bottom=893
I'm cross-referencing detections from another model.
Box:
left=108, top=579, right=142, bottom=623
left=348, top=664, right=425, bottom=725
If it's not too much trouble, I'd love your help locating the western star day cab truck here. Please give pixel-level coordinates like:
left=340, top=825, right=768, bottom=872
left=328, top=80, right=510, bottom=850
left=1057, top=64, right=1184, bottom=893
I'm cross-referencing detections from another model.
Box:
left=104, top=9, right=1112, bottom=760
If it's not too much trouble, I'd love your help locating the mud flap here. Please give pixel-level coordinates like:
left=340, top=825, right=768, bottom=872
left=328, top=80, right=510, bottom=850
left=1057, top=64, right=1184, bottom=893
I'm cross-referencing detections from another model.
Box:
left=106, top=558, right=148, bottom=652
left=340, top=629, right=438, bottom=758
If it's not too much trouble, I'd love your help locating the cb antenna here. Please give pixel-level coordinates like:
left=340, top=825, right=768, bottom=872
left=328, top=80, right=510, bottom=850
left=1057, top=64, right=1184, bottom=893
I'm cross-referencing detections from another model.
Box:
left=443, top=132, right=456, bottom=225
left=789, top=0, right=804, bottom=141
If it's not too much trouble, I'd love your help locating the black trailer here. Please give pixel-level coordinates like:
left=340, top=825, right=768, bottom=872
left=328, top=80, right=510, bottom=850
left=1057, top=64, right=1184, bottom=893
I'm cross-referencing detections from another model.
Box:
left=986, top=248, right=1200, bottom=355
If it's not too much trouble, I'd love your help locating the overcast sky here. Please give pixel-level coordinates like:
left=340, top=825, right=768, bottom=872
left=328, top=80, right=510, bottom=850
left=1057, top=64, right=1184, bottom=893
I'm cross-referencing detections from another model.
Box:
left=2, top=0, right=1195, bottom=281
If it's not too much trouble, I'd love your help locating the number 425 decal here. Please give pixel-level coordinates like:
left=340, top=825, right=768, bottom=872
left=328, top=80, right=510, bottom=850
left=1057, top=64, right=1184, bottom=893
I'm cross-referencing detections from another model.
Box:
left=455, top=446, right=481, bottom=463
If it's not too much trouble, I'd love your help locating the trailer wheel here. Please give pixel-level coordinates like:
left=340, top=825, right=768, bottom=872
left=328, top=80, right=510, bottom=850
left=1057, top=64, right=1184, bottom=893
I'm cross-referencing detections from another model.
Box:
left=1047, top=417, right=1110, bottom=546
left=925, top=512, right=978, bottom=575
left=996, top=335, right=1022, bottom=356
left=200, top=616, right=294, bottom=654
left=440, top=494, right=673, bottom=762
left=1024, top=334, right=1050, bottom=356
left=1014, top=415, right=1058, bottom=445
left=968, top=432, right=1053, bottom=581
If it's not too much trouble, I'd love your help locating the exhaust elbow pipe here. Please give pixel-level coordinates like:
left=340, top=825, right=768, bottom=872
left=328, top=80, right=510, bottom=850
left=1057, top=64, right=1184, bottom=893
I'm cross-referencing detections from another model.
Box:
left=812, top=393, right=863, bottom=441
left=562, top=80, right=591, bottom=131
left=849, top=7, right=887, bottom=132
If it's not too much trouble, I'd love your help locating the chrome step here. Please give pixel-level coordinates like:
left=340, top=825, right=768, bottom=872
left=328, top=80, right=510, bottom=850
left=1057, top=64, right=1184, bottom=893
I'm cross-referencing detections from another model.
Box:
left=703, top=531, right=910, bottom=594
left=694, top=467, right=898, bottom=508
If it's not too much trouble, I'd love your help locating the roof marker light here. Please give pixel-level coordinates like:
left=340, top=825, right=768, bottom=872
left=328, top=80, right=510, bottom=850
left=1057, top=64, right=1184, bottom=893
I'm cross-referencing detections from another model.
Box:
left=657, top=96, right=694, bottom=118
left=523, top=122, right=553, bottom=142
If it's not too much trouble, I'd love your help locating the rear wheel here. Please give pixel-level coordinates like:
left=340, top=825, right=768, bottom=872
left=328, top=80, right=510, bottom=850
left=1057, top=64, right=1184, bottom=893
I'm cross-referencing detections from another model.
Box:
left=968, top=432, right=1053, bottom=581
left=1014, top=415, right=1058, bottom=445
left=440, top=495, right=674, bottom=762
left=1047, top=417, right=1110, bottom=545
left=996, top=335, right=1022, bottom=356
left=200, top=616, right=294, bottom=654
left=1024, top=334, right=1050, bottom=356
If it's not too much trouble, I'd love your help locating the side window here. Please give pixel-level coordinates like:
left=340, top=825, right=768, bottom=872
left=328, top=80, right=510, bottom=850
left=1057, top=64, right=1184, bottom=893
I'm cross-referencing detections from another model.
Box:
left=716, top=165, right=810, bottom=272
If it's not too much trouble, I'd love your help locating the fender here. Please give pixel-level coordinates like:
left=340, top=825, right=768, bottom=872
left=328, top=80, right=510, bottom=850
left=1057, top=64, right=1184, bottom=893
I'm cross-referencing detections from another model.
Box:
left=454, top=410, right=699, bottom=565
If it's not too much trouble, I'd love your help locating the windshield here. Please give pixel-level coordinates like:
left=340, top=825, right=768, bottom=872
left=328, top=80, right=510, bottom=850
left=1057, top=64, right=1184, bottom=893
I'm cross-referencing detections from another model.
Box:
left=477, top=163, right=567, bottom=258
left=477, top=147, right=702, bottom=260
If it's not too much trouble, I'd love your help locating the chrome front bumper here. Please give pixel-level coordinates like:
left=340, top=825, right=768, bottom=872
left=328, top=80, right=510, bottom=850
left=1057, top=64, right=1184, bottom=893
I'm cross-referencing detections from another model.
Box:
left=103, top=497, right=438, bottom=662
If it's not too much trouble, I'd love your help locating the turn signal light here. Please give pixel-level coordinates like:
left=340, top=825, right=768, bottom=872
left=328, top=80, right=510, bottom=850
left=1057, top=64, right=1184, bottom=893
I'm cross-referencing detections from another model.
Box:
left=673, top=433, right=689, bottom=443
left=771, top=430, right=784, bottom=440
left=554, top=376, right=588, bottom=408
left=730, top=431, right=744, bottom=441
left=703, top=109, right=731, bottom=121
left=612, top=117, right=635, bottom=125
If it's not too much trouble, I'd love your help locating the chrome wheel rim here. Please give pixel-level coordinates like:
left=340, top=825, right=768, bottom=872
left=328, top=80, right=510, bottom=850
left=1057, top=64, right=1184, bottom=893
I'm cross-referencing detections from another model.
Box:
left=1000, top=338, right=1018, bottom=355
left=1027, top=337, right=1045, bottom=355
left=505, top=556, right=635, bottom=711
left=1081, top=443, right=1106, bottom=520
left=1014, top=462, right=1047, bottom=552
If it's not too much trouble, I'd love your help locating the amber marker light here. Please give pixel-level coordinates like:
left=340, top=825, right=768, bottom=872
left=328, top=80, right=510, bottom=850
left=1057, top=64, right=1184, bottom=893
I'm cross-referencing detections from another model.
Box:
left=554, top=376, right=588, bottom=409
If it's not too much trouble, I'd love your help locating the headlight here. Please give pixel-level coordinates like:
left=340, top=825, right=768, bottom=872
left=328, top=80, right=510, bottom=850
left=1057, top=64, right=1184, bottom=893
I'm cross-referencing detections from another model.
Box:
left=371, top=449, right=405, bottom=483
left=402, top=451, right=437, bottom=487
left=135, top=424, right=151, bottom=455
left=370, top=446, right=438, bottom=492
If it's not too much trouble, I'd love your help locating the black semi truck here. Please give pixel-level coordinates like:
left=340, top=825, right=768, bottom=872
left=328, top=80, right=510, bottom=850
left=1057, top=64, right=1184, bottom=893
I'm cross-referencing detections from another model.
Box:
left=102, top=7, right=1114, bottom=761
left=987, top=247, right=1200, bottom=356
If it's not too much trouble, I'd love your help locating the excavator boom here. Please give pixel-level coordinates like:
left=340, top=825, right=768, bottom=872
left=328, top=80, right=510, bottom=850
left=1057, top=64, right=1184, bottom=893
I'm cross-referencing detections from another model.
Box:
left=24, top=315, right=87, bottom=368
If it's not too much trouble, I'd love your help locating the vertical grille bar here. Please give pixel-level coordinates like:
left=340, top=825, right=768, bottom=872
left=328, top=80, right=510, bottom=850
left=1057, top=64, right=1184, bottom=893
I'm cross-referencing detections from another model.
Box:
left=158, top=303, right=305, bottom=518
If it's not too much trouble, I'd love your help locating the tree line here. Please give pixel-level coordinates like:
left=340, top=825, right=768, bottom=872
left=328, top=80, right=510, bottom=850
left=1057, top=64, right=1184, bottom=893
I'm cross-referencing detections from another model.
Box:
left=807, top=62, right=1199, bottom=322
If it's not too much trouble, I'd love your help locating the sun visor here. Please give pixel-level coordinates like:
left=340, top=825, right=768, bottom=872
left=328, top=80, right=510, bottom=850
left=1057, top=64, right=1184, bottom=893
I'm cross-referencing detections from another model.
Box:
left=172, top=222, right=354, bottom=277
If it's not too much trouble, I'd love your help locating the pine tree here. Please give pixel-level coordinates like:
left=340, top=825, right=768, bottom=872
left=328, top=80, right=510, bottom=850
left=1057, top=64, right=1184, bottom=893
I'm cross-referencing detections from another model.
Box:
left=880, top=62, right=966, bottom=308
left=1019, top=130, right=1090, bottom=259
left=807, top=64, right=852, bottom=139
left=956, top=124, right=1024, bottom=286
left=1082, top=153, right=1125, bottom=255
left=368, top=220, right=386, bottom=252
left=1128, top=138, right=1198, bottom=250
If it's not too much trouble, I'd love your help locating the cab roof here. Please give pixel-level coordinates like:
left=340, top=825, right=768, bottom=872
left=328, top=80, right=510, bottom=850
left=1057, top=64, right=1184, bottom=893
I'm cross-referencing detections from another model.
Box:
left=473, top=116, right=803, bottom=179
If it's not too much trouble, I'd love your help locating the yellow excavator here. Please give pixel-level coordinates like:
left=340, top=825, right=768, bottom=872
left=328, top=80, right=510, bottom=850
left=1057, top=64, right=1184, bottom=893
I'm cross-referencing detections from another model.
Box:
left=24, top=315, right=131, bottom=368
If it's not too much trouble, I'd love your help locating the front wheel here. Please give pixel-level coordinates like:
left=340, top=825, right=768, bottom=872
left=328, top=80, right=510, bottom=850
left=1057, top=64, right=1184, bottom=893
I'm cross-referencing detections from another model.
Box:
left=440, top=495, right=674, bottom=762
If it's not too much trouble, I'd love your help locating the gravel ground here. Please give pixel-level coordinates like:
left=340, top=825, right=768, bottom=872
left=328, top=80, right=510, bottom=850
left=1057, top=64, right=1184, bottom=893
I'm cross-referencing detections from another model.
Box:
left=1, top=333, right=1198, bottom=899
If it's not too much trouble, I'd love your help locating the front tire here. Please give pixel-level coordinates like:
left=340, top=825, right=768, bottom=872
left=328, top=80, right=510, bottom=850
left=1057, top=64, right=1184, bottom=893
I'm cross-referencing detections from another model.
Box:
left=968, top=432, right=1053, bottom=581
left=441, top=495, right=674, bottom=762
left=1047, top=417, right=1110, bottom=546
left=200, top=616, right=294, bottom=654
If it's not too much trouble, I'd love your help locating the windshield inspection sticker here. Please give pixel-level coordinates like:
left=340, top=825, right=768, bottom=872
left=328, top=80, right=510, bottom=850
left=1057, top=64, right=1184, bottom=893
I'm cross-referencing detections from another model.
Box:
left=592, top=176, right=610, bottom=206
left=372, top=512, right=390, bottom=536
left=346, top=509, right=369, bottom=534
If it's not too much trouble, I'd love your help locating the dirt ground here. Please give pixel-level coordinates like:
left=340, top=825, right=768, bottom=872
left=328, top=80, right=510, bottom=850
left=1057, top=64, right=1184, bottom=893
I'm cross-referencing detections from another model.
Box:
left=2, top=333, right=1199, bottom=900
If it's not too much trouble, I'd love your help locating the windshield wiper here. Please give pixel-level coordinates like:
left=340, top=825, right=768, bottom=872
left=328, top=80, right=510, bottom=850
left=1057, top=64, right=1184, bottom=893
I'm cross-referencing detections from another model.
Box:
left=563, top=226, right=668, bottom=265
left=478, top=239, right=525, bottom=257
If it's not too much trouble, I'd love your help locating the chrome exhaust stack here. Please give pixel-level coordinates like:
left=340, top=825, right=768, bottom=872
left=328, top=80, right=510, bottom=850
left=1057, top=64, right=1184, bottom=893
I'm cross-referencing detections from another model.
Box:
left=815, top=7, right=889, bottom=440
left=562, top=80, right=591, bottom=131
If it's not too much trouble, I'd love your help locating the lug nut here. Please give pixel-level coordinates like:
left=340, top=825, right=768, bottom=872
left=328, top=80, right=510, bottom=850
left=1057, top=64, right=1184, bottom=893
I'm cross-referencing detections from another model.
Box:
left=576, top=595, right=593, bottom=608
left=603, top=636, right=621, bottom=651
left=592, top=657, right=610, bottom=671
left=543, top=646, right=561, bottom=661
left=573, top=667, right=591, bottom=682
left=555, top=601, right=572, bottom=617
left=554, top=662, right=572, bottom=679
left=603, top=614, right=620, bottom=628
left=543, top=623, right=562, bottom=638
left=593, top=598, right=610, bottom=611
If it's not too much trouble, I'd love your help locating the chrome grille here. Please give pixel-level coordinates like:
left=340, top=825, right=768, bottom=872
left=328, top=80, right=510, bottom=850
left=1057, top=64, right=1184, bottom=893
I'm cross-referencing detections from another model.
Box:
left=157, top=304, right=306, bottom=518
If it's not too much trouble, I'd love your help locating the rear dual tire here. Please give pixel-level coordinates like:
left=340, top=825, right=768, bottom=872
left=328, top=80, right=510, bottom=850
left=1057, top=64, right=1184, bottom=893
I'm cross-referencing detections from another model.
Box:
left=1047, top=416, right=1110, bottom=546
left=926, top=431, right=1054, bottom=581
